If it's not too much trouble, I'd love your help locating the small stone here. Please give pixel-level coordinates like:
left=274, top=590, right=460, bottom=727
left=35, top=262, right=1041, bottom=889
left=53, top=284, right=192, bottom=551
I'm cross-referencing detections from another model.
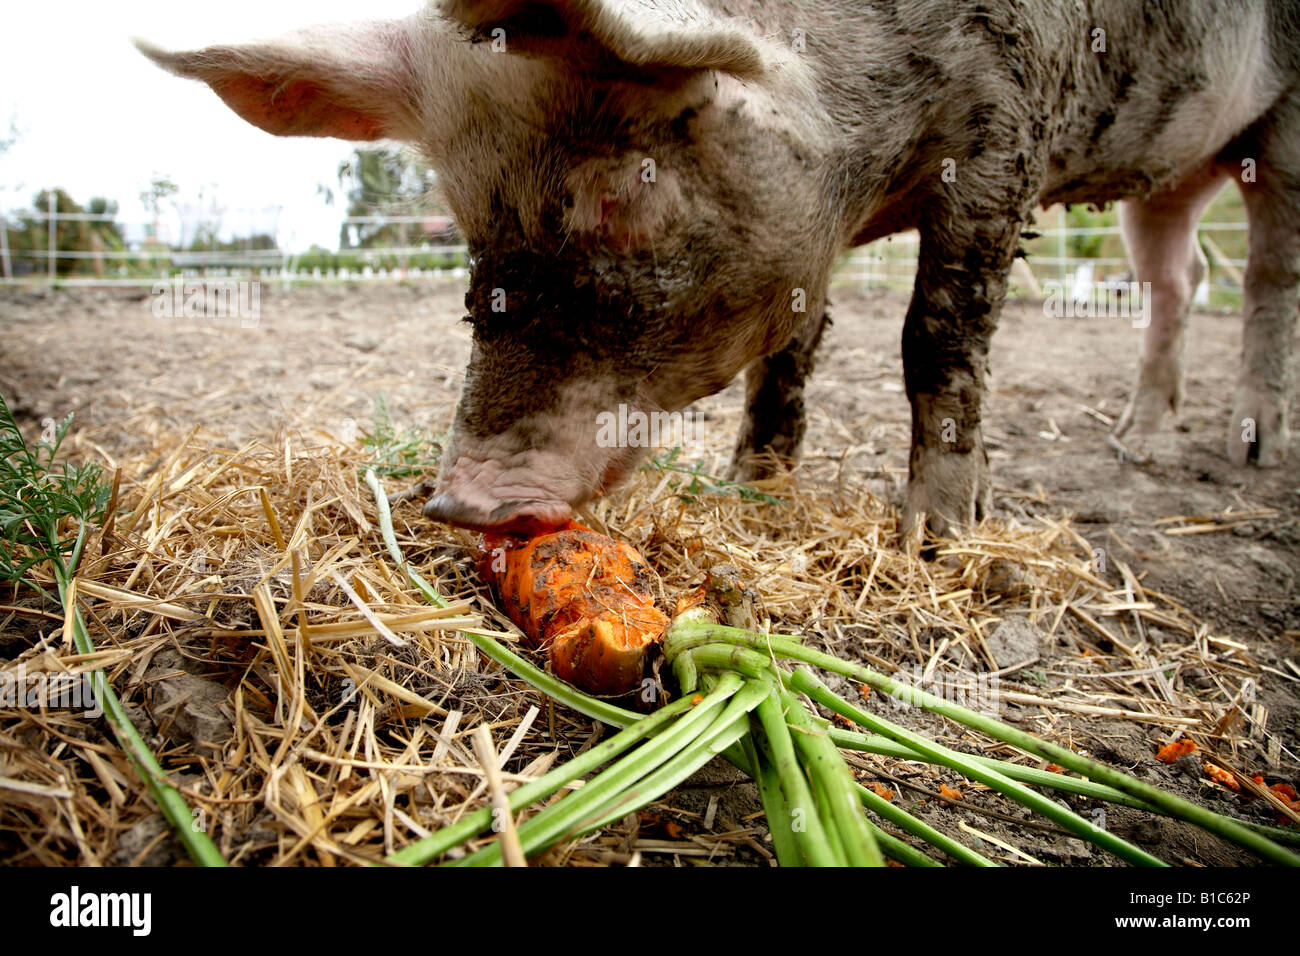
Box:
left=984, top=617, right=1041, bottom=670
left=1131, top=819, right=1164, bottom=845
left=1174, top=754, right=1203, bottom=778
left=344, top=334, right=379, bottom=352
left=146, top=651, right=233, bottom=750
left=1066, top=838, right=1092, bottom=859
left=109, top=815, right=184, bottom=866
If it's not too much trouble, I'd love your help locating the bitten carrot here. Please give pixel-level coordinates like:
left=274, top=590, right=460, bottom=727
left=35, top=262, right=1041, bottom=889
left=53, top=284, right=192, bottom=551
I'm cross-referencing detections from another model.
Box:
left=1270, top=783, right=1299, bottom=805
left=1203, top=763, right=1240, bottom=791
left=866, top=782, right=895, bottom=802
left=1156, top=738, right=1197, bottom=763
left=479, top=521, right=668, bottom=696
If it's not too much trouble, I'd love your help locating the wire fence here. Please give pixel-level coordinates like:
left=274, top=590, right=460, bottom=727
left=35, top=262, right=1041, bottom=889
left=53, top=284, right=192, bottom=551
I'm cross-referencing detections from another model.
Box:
left=835, top=208, right=1247, bottom=308
left=0, top=203, right=1249, bottom=305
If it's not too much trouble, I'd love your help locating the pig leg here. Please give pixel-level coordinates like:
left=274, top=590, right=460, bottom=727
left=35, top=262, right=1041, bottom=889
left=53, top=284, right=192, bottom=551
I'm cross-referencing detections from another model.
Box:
left=902, top=220, right=1021, bottom=536
left=1110, top=168, right=1225, bottom=461
left=728, top=309, right=830, bottom=481
left=1229, top=110, right=1300, bottom=467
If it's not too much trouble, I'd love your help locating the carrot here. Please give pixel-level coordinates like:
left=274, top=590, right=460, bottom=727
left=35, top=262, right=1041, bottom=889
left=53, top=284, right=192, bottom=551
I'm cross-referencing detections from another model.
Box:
left=1271, top=783, right=1299, bottom=806
left=1203, top=762, right=1240, bottom=792
left=479, top=522, right=668, bottom=696
left=866, top=782, right=895, bottom=802
left=1155, top=737, right=1196, bottom=763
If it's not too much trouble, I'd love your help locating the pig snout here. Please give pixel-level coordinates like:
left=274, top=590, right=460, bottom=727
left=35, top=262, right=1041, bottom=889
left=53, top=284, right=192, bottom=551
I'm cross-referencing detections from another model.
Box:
left=423, top=440, right=634, bottom=534
left=422, top=453, right=574, bottom=534
left=421, top=493, right=570, bottom=536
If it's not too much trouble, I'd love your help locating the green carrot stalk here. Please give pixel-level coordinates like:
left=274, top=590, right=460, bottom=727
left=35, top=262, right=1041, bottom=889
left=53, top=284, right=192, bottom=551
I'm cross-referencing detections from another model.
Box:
left=865, top=823, right=944, bottom=867
left=455, top=682, right=759, bottom=866
left=734, top=736, right=804, bottom=867
left=854, top=777, right=998, bottom=867
left=450, top=675, right=746, bottom=865
left=753, top=691, right=839, bottom=866
left=729, top=738, right=943, bottom=868
left=808, top=767, right=850, bottom=866
left=582, top=678, right=772, bottom=834
left=387, top=685, right=715, bottom=865
left=829, top=725, right=1158, bottom=806
left=790, top=667, right=1167, bottom=866
left=671, top=620, right=1300, bottom=866
left=780, top=685, right=883, bottom=866
left=827, top=726, right=1300, bottom=847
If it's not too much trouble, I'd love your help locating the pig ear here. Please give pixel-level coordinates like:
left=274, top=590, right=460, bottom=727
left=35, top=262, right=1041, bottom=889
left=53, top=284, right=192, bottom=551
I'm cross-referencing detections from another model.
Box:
left=440, top=0, right=769, bottom=78
left=134, top=19, right=424, bottom=141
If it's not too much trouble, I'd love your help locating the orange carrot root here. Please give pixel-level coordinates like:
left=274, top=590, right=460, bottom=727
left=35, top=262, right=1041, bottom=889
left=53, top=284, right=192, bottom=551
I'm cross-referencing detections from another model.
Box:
left=479, top=522, right=668, bottom=695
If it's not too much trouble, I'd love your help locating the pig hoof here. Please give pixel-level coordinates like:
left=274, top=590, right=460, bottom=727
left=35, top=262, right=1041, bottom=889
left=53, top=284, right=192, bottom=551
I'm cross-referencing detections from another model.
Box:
left=903, top=451, right=992, bottom=539
left=1112, top=384, right=1177, bottom=438
left=1226, top=386, right=1289, bottom=467
left=726, top=455, right=778, bottom=484
left=1106, top=428, right=1181, bottom=466
left=1106, top=432, right=1151, bottom=465
left=1110, top=381, right=1183, bottom=464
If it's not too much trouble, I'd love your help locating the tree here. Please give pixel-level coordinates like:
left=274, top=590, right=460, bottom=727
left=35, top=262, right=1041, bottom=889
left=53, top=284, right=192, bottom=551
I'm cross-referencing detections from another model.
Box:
left=8, top=189, right=123, bottom=277
left=337, top=146, right=441, bottom=251
left=1064, top=202, right=1114, bottom=260
left=139, top=174, right=179, bottom=245
left=0, top=114, right=19, bottom=158
left=0, top=114, right=23, bottom=279
left=139, top=175, right=178, bottom=217
left=86, top=197, right=125, bottom=246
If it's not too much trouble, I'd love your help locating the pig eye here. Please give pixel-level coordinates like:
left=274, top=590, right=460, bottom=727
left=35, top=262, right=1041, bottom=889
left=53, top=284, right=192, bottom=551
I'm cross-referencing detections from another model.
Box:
left=474, top=4, right=568, bottom=43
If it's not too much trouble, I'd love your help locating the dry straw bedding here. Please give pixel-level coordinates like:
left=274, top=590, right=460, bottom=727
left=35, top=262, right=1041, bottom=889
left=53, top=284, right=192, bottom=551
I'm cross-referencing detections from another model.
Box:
left=0, top=425, right=1291, bottom=866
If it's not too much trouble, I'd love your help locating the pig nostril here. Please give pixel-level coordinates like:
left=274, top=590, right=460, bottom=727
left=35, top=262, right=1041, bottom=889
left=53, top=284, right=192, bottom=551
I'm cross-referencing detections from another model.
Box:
left=422, top=494, right=492, bottom=530
left=422, top=494, right=569, bottom=534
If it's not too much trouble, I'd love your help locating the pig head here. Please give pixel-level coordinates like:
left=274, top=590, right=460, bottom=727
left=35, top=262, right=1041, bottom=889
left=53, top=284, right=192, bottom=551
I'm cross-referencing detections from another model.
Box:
left=139, top=1, right=838, bottom=533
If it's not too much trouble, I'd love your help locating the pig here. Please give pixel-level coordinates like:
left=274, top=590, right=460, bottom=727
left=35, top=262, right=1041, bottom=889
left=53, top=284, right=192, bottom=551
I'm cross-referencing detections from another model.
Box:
left=139, top=0, right=1299, bottom=535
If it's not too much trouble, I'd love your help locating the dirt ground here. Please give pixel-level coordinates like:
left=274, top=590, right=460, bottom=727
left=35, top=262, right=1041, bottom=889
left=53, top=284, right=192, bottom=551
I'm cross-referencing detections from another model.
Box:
left=1, top=280, right=1296, bottom=866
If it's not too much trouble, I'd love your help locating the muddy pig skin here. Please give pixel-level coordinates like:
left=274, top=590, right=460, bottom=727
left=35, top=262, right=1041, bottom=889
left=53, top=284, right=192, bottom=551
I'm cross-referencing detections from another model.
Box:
left=140, top=1, right=1300, bottom=534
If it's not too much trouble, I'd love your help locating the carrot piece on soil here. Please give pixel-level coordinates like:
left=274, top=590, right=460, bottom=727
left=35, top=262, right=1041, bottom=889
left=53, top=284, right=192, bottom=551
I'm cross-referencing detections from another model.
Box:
left=1202, top=762, right=1240, bottom=791
left=1155, top=738, right=1197, bottom=763
left=867, top=782, right=895, bottom=802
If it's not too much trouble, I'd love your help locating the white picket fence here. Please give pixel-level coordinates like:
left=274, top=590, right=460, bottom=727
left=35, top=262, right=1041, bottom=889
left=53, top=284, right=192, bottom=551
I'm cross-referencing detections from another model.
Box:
left=838, top=216, right=1248, bottom=304
left=0, top=203, right=1249, bottom=301
left=0, top=203, right=469, bottom=287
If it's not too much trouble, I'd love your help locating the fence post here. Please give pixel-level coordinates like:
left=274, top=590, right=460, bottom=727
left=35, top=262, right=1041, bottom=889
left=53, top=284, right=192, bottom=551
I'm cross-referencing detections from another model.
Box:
left=0, top=212, right=11, bottom=282
left=1057, top=203, right=1067, bottom=291
left=47, top=189, right=56, bottom=283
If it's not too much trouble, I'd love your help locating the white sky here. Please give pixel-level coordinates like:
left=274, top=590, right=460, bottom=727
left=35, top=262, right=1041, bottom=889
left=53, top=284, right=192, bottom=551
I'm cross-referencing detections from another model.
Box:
left=0, top=0, right=423, bottom=250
